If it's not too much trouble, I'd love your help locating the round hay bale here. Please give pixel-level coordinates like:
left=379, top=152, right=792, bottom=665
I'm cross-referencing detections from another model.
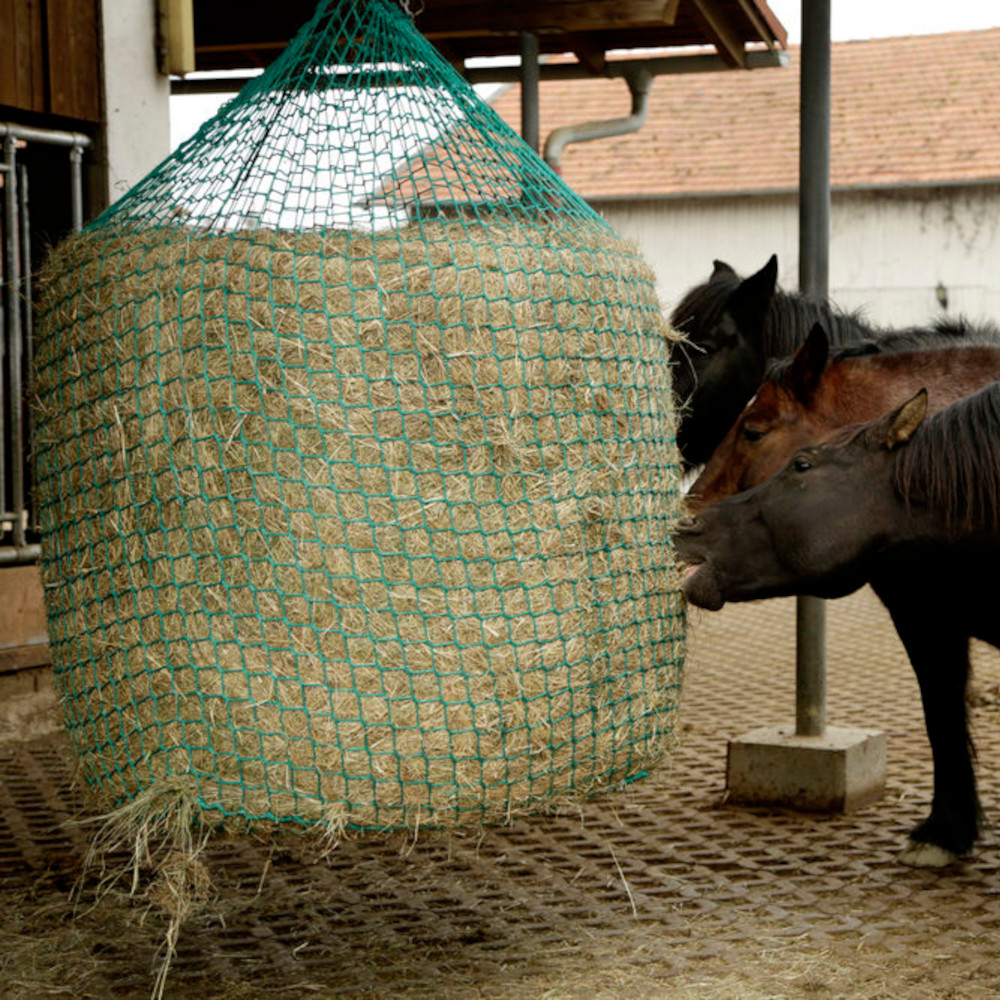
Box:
left=33, top=218, right=686, bottom=833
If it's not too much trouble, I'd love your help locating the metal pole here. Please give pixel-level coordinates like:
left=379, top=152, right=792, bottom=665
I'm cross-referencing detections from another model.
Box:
left=796, top=0, right=831, bottom=737
left=2, top=136, right=17, bottom=532
left=11, top=163, right=31, bottom=549
left=519, top=32, right=540, bottom=152
left=69, top=145, right=85, bottom=232
left=0, top=123, right=92, bottom=149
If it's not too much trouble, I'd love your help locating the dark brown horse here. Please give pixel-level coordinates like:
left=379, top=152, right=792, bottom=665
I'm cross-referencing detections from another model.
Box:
left=687, top=325, right=1000, bottom=510
left=676, top=383, right=1000, bottom=867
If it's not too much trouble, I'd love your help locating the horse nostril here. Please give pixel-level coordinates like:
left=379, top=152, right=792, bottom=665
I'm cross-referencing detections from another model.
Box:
left=676, top=516, right=701, bottom=533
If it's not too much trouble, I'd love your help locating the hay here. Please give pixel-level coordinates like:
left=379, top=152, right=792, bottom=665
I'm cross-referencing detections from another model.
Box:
left=32, top=218, right=686, bottom=836
left=73, top=778, right=213, bottom=1000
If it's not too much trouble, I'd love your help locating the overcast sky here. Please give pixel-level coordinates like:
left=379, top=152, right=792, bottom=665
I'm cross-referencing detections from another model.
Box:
left=767, top=0, right=1000, bottom=44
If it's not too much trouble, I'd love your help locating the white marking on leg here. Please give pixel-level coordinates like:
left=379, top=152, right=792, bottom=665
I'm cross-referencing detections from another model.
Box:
left=898, top=840, right=960, bottom=868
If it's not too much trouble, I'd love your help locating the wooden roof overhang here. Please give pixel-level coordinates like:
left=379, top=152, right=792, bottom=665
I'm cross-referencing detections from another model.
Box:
left=187, top=0, right=787, bottom=78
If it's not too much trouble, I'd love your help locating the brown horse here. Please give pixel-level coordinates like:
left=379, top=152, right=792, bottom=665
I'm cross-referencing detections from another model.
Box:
left=687, top=324, right=1000, bottom=511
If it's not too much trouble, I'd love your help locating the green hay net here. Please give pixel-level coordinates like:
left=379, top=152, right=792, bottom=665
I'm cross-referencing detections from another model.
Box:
left=32, top=0, right=686, bottom=833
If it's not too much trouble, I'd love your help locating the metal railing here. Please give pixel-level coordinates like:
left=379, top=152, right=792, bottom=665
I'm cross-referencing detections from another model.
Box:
left=0, top=123, right=92, bottom=565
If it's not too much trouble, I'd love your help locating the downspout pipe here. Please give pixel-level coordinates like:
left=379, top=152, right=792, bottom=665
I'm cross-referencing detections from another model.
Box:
left=543, top=66, right=652, bottom=173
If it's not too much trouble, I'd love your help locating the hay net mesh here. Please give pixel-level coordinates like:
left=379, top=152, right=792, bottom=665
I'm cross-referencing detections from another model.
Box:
left=32, top=0, right=686, bottom=833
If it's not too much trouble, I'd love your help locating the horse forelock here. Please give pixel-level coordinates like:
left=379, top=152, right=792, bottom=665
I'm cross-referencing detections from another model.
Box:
left=669, top=270, right=740, bottom=335
left=893, top=383, right=1000, bottom=535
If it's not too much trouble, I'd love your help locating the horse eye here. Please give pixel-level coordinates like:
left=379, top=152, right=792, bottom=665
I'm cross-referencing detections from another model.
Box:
left=742, top=426, right=766, bottom=443
left=792, top=455, right=812, bottom=472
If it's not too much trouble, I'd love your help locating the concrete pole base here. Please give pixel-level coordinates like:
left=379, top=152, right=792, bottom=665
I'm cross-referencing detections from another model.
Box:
left=726, top=724, right=887, bottom=812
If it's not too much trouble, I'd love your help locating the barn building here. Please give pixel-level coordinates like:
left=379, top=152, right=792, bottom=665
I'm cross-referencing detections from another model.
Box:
left=489, top=28, right=1000, bottom=327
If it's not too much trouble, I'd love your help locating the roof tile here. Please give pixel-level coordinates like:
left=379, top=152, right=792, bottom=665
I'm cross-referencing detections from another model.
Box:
left=489, top=29, right=1000, bottom=197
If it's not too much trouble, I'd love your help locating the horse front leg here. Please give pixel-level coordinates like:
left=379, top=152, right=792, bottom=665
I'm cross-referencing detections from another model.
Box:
left=879, top=588, right=978, bottom=866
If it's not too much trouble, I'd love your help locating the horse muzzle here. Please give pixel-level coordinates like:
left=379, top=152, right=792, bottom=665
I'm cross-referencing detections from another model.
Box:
left=673, top=516, right=726, bottom=610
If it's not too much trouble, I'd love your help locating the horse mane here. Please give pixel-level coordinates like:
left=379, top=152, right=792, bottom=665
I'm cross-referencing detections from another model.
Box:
left=670, top=270, right=875, bottom=354
left=893, top=382, right=1000, bottom=535
left=763, top=316, right=1000, bottom=384
left=761, top=291, right=873, bottom=357
left=833, top=316, right=1000, bottom=358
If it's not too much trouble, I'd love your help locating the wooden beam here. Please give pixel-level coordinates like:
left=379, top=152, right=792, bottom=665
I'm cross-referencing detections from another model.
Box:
left=417, top=1, right=677, bottom=37
left=0, top=644, right=51, bottom=675
left=45, top=0, right=102, bottom=120
left=0, top=0, right=46, bottom=114
left=733, top=0, right=785, bottom=47
left=687, top=0, right=745, bottom=67
left=158, top=0, right=196, bottom=76
left=569, top=37, right=607, bottom=76
left=0, top=566, right=49, bottom=661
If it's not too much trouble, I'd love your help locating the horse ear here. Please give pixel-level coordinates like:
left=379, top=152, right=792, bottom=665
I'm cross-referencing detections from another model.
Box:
left=786, top=323, right=830, bottom=402
left=886, top=389, right=929, bottom=450
left=711, top=259, right=737, bottom=280
left=748, top=255, right=778, bottom=294
left=729, top=255, right=778, bottom=329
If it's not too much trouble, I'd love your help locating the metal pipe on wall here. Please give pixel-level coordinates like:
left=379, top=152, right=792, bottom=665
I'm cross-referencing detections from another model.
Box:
left=795, top=0, right=831, bottom=737
left=8, top=161, right=29, bottom=550
left=0, top=123, right=92, bottom=148
left=19, top=165, right=33, bottom=382
left=0, top=124, right=91, bottom=233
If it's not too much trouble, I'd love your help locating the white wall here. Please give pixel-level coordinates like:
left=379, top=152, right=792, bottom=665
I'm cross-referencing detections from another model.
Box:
left=598, top=184, right=1000, bottom=330
left=101, top=0, right=171, bottom=204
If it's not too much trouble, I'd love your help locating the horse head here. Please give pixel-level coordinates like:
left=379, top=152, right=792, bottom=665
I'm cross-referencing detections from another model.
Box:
left=669, top=255, right=779, bottom=467
left=676, top=388, right=930, bottom=609
left=686, top=323, right=833, bottom=510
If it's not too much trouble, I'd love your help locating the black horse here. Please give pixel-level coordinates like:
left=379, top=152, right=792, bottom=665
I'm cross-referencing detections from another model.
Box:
left=676, top=383, right=1000, bottom=866
left=669, top=255, right=1000, bottom=468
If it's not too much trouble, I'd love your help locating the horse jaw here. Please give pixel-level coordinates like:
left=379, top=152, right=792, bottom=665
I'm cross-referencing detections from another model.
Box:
left=898, top=840, right=961, bottom=868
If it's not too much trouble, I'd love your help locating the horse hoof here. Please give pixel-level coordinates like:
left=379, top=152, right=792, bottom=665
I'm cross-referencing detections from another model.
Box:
left=898, top=840, right=960, bottom=868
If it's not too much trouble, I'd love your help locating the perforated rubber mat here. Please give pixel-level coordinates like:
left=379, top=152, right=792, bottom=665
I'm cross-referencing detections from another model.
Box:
left=4, top=586, right=1000, bottom=999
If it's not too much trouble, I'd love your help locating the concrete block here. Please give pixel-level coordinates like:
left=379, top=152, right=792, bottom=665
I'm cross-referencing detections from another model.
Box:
left=726, top=724, right=887, bottom=812
left=0, top=665, right=60, bottom=744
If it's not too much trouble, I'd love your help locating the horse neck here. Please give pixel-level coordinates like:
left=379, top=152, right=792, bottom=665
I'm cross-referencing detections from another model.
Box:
left=829, top=348, right=1000, bottom=421
left=893, top=384, right=1000, bottom=537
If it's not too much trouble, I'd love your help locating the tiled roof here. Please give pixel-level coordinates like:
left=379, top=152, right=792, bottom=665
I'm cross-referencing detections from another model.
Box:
left=489, top=28, right=1000, bottom=198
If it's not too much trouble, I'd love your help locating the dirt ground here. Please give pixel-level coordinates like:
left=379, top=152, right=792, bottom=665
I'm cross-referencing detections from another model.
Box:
left=4, top=585, right=1000, bottom=999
